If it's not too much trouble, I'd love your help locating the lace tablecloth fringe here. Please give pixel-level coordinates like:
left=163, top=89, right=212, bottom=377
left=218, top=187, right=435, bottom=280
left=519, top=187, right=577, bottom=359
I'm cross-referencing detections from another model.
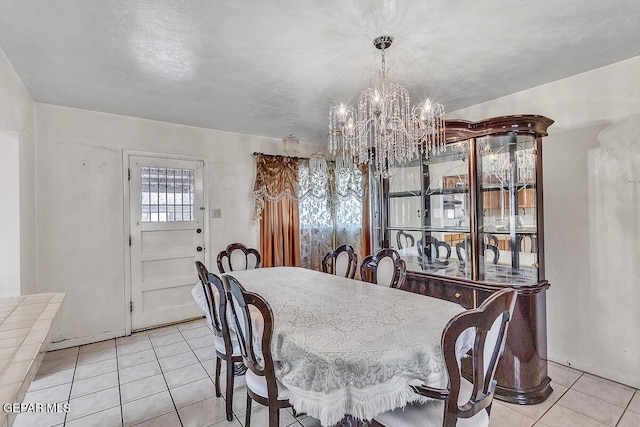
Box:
left=285, top=376, right=429, bottom=427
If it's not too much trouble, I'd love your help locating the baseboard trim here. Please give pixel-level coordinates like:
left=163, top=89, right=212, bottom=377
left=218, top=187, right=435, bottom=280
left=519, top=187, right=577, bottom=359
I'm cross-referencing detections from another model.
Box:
left=47, top=330, right=126, bottom=351
left=548, top=351, right=640, bottom=389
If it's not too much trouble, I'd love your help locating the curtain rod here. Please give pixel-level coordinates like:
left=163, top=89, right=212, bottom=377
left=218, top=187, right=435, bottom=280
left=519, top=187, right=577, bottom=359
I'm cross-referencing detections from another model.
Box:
left=252, top=152, right=308, bottom=160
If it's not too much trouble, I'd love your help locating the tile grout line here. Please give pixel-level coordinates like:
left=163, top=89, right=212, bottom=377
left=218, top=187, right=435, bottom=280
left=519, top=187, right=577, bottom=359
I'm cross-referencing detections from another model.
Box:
left=553, top=403, right=619, bottom=427
left=177, top=321, right=228, bottom=426
left=117, top=333, right=168, bottom=423
left=614, top=389, right=637, bottom=427
left=528, top=378, right=573, bottom=422
left=114, top=340, right=124, bottom=427
left=571, top=377, right=637, bottom=411
left=61, top=340, right=120, bottom=426
left=61, top=346, right=80, bottom=426
left=556, top=379, right=628, bottom=427
left=183, top=321, right=248, bottom=427
left=148, top=327, right=184, bottom=427
left=183, top=323, right=242, bottom=427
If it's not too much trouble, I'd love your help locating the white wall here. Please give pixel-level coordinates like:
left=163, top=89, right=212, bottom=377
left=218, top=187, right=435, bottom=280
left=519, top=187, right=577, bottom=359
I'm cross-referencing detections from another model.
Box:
left=0, top=131, right=20, bottom=297
left=451, top=55, right=640, bottom=388
left=34, top=104, right=283, bottom=348
left=0, top=46, right=36, bottom=297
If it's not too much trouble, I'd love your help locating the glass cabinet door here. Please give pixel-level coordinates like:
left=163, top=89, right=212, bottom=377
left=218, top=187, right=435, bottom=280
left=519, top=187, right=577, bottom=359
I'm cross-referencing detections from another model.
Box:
left=386, top=159, right=423, bottom=271
left=476, top=133, right=539, bottom=284
left=423, top=140, right=471, bottom=278
left=385, top=140, right=472, bottom=278
left=374, top=122, right=546, bottom=285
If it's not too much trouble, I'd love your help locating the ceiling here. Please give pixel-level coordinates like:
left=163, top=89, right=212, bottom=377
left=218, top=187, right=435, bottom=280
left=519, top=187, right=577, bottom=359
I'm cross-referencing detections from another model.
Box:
left=1, top=0, right=639, bottom=144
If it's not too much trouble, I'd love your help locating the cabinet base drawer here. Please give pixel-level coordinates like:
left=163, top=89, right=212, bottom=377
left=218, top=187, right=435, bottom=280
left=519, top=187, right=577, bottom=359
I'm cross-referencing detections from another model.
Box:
left=401, top=273, right=475, bottom=308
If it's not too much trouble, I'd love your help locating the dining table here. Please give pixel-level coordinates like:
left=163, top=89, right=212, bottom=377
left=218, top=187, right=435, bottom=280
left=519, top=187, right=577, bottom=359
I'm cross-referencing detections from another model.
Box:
left=222, top=266, right=474, bottom=426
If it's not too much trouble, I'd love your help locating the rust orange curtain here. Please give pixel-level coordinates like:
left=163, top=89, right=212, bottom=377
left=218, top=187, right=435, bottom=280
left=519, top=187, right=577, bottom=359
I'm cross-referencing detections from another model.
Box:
left=253, top=154, right=301, bottom=267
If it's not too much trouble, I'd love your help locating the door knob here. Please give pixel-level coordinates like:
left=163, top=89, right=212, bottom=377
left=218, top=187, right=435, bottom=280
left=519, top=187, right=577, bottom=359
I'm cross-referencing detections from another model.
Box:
left=196, top=246, right=204, bottom=252
left=196, top=228, right=202, bottom=233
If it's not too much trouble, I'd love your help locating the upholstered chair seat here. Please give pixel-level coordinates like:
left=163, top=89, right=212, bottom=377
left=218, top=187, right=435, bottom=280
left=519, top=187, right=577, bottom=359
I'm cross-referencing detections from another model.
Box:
left=245, top=369, right=291, bottom=401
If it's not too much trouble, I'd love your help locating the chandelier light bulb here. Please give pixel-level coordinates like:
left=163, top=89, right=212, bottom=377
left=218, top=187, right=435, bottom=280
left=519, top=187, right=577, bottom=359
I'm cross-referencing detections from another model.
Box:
left=347, top=117, right=354, bottom=130
left=338, top=103, right=346, bottom=117
left=373, top=89, right=381, bottom=104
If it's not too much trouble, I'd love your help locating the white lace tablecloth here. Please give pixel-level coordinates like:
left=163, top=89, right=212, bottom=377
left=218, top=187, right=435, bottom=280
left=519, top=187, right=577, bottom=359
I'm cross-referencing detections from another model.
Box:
left=225, top=267, right=473, bottom=426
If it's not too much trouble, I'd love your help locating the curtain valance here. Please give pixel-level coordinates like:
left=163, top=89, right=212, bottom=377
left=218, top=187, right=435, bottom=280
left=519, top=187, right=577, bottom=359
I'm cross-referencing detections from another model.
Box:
left=253, top=154, right=299, bottom=221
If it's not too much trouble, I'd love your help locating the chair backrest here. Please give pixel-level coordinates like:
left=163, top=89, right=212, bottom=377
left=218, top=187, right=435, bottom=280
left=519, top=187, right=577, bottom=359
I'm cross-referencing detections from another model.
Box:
left=360, top=248, right=406, bottom=288
left=217, top=243, right=261, bottom=273
left=484, top=234, right=499, bottom=247
left=440, top=288, right=517, bottom=426
left=396, top=230, right=415, bottom=250
left=223, top=275, right=278, bottom=394
left=455, top=237, right=499, bottom=264
left=194, top=261, right=225, bottom=337
left=519, top=234, right=536, bottom=253
left=484, top=243, right=500, bottom=264
left=418, top=236, right=452, bottom=261
left=322, top=245, right=358, bottom=279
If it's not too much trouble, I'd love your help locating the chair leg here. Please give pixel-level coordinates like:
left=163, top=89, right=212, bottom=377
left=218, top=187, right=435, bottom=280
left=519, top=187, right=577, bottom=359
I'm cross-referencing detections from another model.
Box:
left=225, top=358, right=235, bottom=421
left=268, top=405, right=279, bottom=427
left=245, top=394, right=252, bottom=427
left=214, top=357, right=222, bottom=397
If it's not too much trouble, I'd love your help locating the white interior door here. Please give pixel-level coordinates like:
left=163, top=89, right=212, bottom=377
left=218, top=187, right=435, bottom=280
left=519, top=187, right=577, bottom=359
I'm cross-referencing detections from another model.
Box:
left=129, top=155, right=206, bottom=331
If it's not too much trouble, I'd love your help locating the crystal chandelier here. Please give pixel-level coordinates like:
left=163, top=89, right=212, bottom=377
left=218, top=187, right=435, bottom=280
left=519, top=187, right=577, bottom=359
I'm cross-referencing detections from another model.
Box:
left=328, top=35, right=446, bottom=178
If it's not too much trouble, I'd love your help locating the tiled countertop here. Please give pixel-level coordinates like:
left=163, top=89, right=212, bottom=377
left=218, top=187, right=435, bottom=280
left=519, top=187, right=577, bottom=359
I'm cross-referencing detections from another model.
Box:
left=0, top=293, right=65, bottom=427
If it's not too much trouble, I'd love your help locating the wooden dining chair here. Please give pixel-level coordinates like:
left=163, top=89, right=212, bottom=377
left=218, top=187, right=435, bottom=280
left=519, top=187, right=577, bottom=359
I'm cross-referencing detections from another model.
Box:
left=360, top=248, right=407, bottom=288
left=322, top=244, right=358, bottom=279
left=223, top=274, right=292, bottom=427
left=372, top=288, right=518, bottom=427
left=194, top=261, right=243, bottom=421
left=217, top=242, right=261, bottom=273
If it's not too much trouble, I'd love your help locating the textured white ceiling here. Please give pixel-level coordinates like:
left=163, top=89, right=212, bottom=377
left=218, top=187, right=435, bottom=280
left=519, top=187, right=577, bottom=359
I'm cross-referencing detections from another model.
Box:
left=1, top=0, right=639, bottom=143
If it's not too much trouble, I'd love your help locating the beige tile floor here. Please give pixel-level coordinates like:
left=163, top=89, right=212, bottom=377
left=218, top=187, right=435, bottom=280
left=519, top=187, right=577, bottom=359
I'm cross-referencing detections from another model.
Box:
left=13, top=318, right=640, bottom=427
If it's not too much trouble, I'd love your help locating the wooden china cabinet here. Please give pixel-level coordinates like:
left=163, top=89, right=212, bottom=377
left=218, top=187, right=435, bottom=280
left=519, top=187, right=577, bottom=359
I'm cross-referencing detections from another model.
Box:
left=370, top=115, right=553, bottom=404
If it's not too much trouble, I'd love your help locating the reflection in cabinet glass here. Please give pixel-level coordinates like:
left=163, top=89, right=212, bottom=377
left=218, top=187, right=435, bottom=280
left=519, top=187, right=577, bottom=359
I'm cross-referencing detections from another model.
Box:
left=477, top=133, right=539, bottom=284
left=372, top=117, right=549, bottom=284
left=369, top=115, right=553, bottom=405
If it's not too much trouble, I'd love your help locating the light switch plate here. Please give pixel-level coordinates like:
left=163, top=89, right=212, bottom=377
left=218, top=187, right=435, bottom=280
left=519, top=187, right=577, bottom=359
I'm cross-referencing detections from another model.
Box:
left=212, top=208, right=222, bottom=218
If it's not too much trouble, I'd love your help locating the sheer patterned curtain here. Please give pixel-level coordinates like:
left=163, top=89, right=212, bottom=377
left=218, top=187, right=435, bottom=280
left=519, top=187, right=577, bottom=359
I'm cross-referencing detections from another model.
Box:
left=253, top=154, right=301, bottom=267
left=298, top=160, right=334, bottom=271
left=298, top=161, right=368, bottom=271
left=335, top=164, right=367, bottom=264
